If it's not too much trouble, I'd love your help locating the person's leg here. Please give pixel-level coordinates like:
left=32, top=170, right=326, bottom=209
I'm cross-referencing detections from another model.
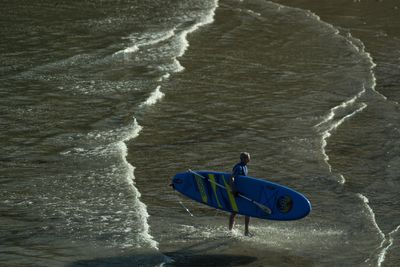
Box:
left=244, top=216, right=250, bottom=236
left=229, top=213, right=236, bottom=231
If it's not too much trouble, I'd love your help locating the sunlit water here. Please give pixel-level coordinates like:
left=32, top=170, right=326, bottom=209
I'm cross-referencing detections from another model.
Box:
left=1, top=0, right=399, bottom=266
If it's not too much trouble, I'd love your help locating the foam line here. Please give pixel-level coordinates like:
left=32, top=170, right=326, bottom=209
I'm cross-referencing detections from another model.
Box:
left=267, top=1, right=374, bottom=176
left=358, top=194, right=385, bottom=241
left=318, top=103, right=367, bottom=172
left=275, top=2, right=386, bottom=101
left=114, top=29, right=176, bottom=56
left=120, top=117, right=142, bottom=141
left=116, top=0, right=220, bottom=249
left=338, top=174, right=346, bottom=185
left=184, top=1, right=218, bottom=56
left=315, top=86, right=366, bottom=128
left=62, top=118, right=158, bottom=248
left=376, top=225, right=400, bottom=267
left=265, top=2, right=395, bottom=266
left=139, top=86, right=165, bottom=108
left=357, top=193, right=398, bottom=267
left=118, top=118, right=158, bottom=248
left=118, top=136, right=159, bottom=248
left=345, top=32, right=387, bottom=101
left=172, top=0, right=219, bottom=71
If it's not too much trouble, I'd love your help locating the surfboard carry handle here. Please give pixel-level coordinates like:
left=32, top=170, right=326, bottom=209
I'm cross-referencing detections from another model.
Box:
left=188, top=169, right=272, bottom=215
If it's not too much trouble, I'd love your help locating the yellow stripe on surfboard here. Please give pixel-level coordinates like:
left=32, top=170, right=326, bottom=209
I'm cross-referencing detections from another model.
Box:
left=194, top=173, right=208, bottom=203
left=208, top=174, right=222, bottom=208
left=222, top=175, right=239, bottom=212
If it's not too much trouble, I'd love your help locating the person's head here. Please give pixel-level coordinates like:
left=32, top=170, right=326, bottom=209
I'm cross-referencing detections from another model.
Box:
left=240, top=152, right=250, bottom=164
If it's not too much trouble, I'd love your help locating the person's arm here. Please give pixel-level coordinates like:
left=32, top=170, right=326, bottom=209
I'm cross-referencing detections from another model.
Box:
left=230, top=166, right=240, bottom=196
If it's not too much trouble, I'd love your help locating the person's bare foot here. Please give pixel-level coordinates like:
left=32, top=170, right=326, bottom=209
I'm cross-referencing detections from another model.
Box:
left=244, top=230, right=253, bottom=237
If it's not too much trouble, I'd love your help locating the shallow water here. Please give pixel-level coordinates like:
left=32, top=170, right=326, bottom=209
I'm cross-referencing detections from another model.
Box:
left=1, top=0, right=399, bottom=266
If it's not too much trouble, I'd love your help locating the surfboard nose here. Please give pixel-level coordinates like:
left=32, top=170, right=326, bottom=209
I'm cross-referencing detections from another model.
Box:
left=172, top=177, right=183, bottom=185
left=171, top=172, right=186, bottom=190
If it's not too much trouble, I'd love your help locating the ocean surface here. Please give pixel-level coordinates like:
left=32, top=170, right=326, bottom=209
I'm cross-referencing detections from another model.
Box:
left=1, top=0, right=399, bottom=266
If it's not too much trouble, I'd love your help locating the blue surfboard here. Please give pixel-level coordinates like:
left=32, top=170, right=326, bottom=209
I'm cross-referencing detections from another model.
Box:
left=171, top=170, right=311, bottom=221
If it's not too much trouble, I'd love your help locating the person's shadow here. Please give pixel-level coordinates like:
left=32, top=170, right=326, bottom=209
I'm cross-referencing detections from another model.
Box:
left=67, top=253, right=256, bottom=267
left=67, top=239, right=312, bottom=267
left=66, top=240, right=256, bottom=267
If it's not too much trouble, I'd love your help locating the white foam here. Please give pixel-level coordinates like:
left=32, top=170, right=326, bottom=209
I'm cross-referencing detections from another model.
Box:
left=157, top=73, right=171, bottom=82
left=267, top=1, right=391, bottom=187
left=282, top=4, right=383, bottom=103
left=170, top=0, right=219, bottom=72
left=154, top=58, right=184, bottom=75
left=108, top=119, right=158, bottom=249
left=345, top=32, right=387, bottom=101
left=358, top=194, right=385, bottom=240
left=299, top=4, right=388, bottom=103
left=60, top=118, right=158, bottom=249
left=108, top=0, right=219, bottom=250
left=265, top=1, right=379, bottom=179
left=315, top=86, right=366, bottom=129
left=357, top=193, right=389, bottom=266
left=121, top=45, right=139, bottom=54
left=114, top=29, right=176, bottom=56
left=377, top=225, right=400, bottom=266
left=121, top=117, right=142, bottom=142
left=317, top=103, right=367, bottom=172
left=338, top=174, right=346, bottom=185
left=117, top=139, right=159, bottom=249
left=61, top=117, right=142, bottom=147
left=139, top=86, right=165, bottom=108
left=246, top=9, right=261, bottom=17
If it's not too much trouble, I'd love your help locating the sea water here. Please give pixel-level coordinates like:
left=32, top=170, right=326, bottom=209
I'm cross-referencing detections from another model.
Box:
left=1, top=0, right=399, bottom=266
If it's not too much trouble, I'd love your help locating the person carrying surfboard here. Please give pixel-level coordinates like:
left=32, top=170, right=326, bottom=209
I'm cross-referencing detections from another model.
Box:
left=229, top=152, right=251, bottom=236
